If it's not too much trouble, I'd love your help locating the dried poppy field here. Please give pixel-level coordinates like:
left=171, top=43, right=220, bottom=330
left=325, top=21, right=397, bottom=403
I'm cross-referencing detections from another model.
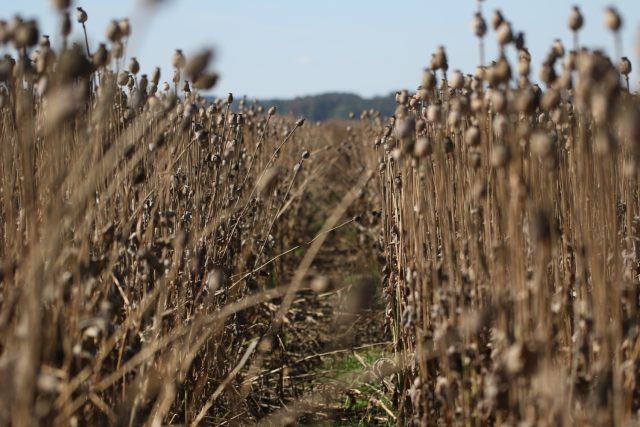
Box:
left=0, top=1, right=639, bottom=426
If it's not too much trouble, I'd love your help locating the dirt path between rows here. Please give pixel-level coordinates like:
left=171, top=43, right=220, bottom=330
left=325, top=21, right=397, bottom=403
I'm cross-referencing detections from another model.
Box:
left=255, top=239, right=395, bottom=426
left=244, top=127, right=397, bottom=426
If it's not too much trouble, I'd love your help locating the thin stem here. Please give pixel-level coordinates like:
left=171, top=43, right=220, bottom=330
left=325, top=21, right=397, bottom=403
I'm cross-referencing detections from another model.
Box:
left=254, top=161, right=303, bottom=266
left=239, top=115, right=271, bottom=193
left=229, top=217, right=357, bottom=290
left=220, top=122, right=302, bottom=257
left=82, top=23, right=91, bottom=57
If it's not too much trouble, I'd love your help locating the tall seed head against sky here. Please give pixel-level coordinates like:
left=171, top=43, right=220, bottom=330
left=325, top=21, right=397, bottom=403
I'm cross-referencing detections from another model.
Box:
left=8, top=0, right=640, bottom=98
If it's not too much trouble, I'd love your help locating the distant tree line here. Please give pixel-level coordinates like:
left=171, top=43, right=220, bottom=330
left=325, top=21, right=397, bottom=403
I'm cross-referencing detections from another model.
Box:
left=258, top=92, right=397, bottom=121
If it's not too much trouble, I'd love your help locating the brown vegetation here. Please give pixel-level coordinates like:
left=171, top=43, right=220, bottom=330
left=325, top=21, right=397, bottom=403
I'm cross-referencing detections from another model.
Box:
left=0, top=1, right=639, bottom=426
left=373, top=3, right=640, bottom=426
left=0, top=4, right=388, bottom=425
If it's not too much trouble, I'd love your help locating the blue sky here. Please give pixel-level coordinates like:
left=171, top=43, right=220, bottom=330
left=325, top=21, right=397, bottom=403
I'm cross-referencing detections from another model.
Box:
left=5, top=0, right=640, bottom=99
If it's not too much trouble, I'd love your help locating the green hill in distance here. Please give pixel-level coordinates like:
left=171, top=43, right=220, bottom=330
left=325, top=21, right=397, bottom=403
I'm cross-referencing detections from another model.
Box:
left=261, top=92, right=396, bottom=121
left=249, top=92, right=397, bottom=121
